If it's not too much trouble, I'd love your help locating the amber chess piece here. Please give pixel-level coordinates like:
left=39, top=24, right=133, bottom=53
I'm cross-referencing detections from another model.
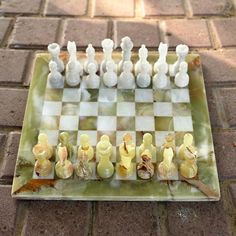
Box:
left=58, top=132, right=74, bottom=159
left=137, top=150, right=154, bottom=180
left=78, top=134, right=94, bottom=161
left=178, top=133, right=196, bottom=161
left=139, top=133, right=156, bottom=157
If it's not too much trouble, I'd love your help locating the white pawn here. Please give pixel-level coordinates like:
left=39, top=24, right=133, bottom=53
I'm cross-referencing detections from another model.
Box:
left=118, top=36, right=133, bottom=73
left=100, top=39, right=115, bottom=75
left=153, top=62, right=169, bottom=89
left=48, top=61, right=64, bottom=88
left=103, top=61, right=117, bottom=88
left=135, top=44, right=152, bottom=76
left=118, top=61, right=135, bottom=89
left=136, top=63, right=151, bottom=88
left=174, top=61, right=189, bottom=88
left=169, top=44, right=189, bottom=76
left=85, top=63, right=100, bottom=89
left=154, top=42, right=168, bottom=73
left=84, top=44, right=98, bottom=74
left=48, top=43, right=64, bottom=73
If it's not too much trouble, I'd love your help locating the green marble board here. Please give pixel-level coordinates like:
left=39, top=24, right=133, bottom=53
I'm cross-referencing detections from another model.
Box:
left=11, top=51, right=220, bottom=201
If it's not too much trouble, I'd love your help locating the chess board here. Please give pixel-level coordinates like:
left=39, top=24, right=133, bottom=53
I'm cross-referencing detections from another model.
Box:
left=12, top=51, right=220, bottom=201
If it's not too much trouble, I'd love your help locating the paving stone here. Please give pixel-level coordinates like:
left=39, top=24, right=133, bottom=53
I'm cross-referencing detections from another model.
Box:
left=63, top=19, right=108, bottom=48
left=0, top=88, right=28, bottom=127
left=229, top=183, right=236, bottom=208
left=93, top=0, right=134, bottom=17
left=190, top=0, right=233, bottom=16
left=213, top=18, right=236, bottom=47
left=23, top=201, right=91, bottom=236
left=219, top=88, right=236, bottom=127
left=0, top=18, right=11, bottom=45
left=200, top=49, right=236, bottom=83
left=0, top=186, right=17, bottom=236
left=45, top=0, right=87, bottom=16
left=167, top=200, right=231, bottom=236
left=142, top=0, right=185, bottom=17
left=0, top=49, right=29, bottom=83
left=10, top=17, right=60, bottom=48
left=114, top=21, right=160, bottom=48
left=0, top=132, right=21, bottom=179
left=93, top=202, right=159, bottom=235
left=0, top=0, right=42, bottom=14
left=213, top=131, right=236, bottom=179
left=164, top=19, right=212, bottom=48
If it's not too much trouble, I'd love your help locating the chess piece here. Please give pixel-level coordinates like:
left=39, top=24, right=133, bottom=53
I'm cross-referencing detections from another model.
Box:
left=55, top=146, right=74, bottom=179
left=169, top=44, right=189, bottom=76
left=174, top=61, right=189, bottom=88
left=32, top=133, right=53, bottom=160
left=96, top=135, right=114, bottom=178
left=84, top=44, right=98, bottom=73
left=34, top=155, right=53, bottom=177
left=136, top=63, right=151, bottom=88
left=139, top=133, right=156, bottom=157
left=118, top=36, right=133, bottom=73
left=100, top=39, right=115, bottom=75
left=78, top=134, right=94, bottom=161
left=153, top=62, right=169, bottom=89
left=180, top=154, right=198, bottom=179
left=48, top=43, right=64, bottom=72
left=134, top=44, right=152, bottom=76
left=137, top=149, right=154, bottom=180
left=158, top=147, right=177, bottom=179
left=118, top=133, right=136, bottom=175
left=85, top=63, right=100, bottom=89
left=48, top=61, right=64, bottom=88
left=66, top=41, right=82, bottom=87
left=118, top=61, right=135, bottom=89
left=154, top=42, right=168, bottom=73
left=103, top=61, right=117, bottom=87
left=160, top=133, right=175, bottom=156
left=58, top=132, right=74, bottom=159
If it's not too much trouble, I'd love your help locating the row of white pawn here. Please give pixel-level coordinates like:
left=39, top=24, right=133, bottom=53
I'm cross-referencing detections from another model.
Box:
left=47, top=38, right=190, bottom=90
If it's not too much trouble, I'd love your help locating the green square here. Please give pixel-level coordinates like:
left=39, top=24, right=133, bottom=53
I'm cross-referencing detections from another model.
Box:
left=117, top=89, right=135, bottom=102
left=155, top=117, right=174, bottom=131
left=117, top=117, right=135, bottom=130
left=45, top=89, right=63, bottom=101
left=136, top=103, right=154, bottom=116
left=62, top=102, right=79, bottom=116
left=40, top=116, right=59, bottom=130
left=136, top=131, right=155, bottom=146
left=97, top=131, right=116, bottom=146
left=81, top=89, right=99, bottom=102
left=153, top=90, right=171, bottom=102
left=98, top=102, right=117, bottom=116
left=79, top=116, right=97, bottom=130
left=173, top=103, right=191, bottom=116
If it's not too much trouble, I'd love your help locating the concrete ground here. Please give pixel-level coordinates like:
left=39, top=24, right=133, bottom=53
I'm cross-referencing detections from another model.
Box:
left=0, top=0, right=236, bottom=235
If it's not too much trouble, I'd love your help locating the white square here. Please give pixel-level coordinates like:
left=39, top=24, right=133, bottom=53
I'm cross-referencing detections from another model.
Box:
left=135, top=116, right=155, bottom=131
left=154, top=102, right=173, bottom=116
left=155, top=131, right=174, bottom=147
left=42, top=101, right=62, bottom=116
left=59, top=116, right=79, bottom=130
left=79, top=102, right=98, bottom=116
left=171, top=89, right=190, bottom=103
left=62, top=88, right=81, bottom=102
left=98, top=89, right=117, bottom=102
left=173, top=116, right=193, bottom=131
left=135, top=89, right=153, bottom=102
left=97, top=116, right=117, bottom=131
left=77, top=131, right=97, bottom=146
left=39, top=130, right=59, bottom=146
left=117, top=102, right=135, bottom=116
left=116, top=131, right=136, bottom=146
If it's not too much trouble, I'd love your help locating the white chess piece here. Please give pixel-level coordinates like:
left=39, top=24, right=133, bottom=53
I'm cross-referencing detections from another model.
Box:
left=100, top=39, right=115, bottom=76
left=48, top=43, right=64, bottom=73
left=118, top=61, right=135, bottom=89
left=154, top=42, right=168, bottom=73
left=135, top=44, right=152, bottom=76
left=118, top=36, right=133, bottom=73
left=66, top=41, right=82, bottom=86
left=85, top=63, right=100, bottom=89
left=84, top=44, right=98, bottom=74
left=48, top=61, right=64, bottom=88
left=136, top=63, right=151, bottom=88
left=169, top=44, right=189, bottom=76
left=153, top=62, right=169, bottom=89
left=174, top=61, right=189, bottom=88
left=103, top=61, right=117, bottom=88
